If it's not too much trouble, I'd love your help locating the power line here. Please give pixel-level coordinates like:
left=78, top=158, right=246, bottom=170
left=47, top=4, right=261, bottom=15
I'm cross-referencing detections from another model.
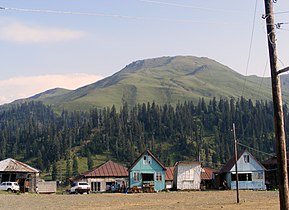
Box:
left=0, top=6, right=242, bottom=25
left=237, top=141, right=276, bottom=157
left=241, top=0, right=258, bottom=96
left=2, top=6, right=148, bottom=20
left=277, top=27, right=289, bottom=32
left=138, top=0, right=245, bottom=13
left=273, top=11, right=289, bottom=15
left=138, top=0, right=289, bottom=16
left=258, top=59, right=268, bottom=94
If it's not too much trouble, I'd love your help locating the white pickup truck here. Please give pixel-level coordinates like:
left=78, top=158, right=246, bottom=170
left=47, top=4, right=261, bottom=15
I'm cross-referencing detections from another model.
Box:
left=70, top=182, right=90, bottom=194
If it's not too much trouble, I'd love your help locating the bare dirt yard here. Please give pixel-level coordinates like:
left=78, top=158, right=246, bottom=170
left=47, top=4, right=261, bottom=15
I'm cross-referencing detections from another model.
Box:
left=0, top=190, right=280, bottom=210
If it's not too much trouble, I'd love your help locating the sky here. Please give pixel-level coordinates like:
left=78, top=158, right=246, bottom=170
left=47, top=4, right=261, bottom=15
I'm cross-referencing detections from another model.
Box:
left=0, top=0, right=289, bottom=105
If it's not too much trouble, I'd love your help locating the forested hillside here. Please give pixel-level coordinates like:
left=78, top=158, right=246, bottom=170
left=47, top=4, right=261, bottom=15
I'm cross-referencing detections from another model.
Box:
left=0, top=98, right=287, bottom=181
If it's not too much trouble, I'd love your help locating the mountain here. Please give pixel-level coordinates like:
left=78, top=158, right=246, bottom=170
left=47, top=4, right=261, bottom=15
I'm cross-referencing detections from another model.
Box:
left=11, top=56, right=289, bottom=112
left=14, top=88, right=71, bottom=103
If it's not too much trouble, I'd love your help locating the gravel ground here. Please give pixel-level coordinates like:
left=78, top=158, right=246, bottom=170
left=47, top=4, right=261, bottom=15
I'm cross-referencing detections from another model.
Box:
left=0, top=190, right=279, bottom=210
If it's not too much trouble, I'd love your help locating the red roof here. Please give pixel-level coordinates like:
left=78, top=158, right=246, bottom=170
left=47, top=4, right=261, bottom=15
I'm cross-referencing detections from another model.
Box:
left=83, top=160, right=128, bottom=177
left=201, top=167, right=216, bottom=180
left=165, top=167, right=175, bottom=181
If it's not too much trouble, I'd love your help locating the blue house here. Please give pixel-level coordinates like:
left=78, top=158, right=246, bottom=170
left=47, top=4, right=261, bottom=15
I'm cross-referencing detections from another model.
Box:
left=128, top=149, right=166, bottom=192
left=219, top=149, right=266, bottom=190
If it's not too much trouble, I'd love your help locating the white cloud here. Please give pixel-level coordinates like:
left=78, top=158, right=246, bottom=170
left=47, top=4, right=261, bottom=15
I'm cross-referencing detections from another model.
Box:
left=0, top=74, right=103, bottom=105
left=0, top=21, right=85, bottom=43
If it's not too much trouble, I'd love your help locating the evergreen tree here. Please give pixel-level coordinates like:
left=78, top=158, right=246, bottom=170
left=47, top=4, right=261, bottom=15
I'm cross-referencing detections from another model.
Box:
left=52, top=162, right=58, bottom=181
left=87, top=155, right=94, bottom=170
left=65, top=158, right=71, bottom=184
left=72, top=156, right=79, bottom=177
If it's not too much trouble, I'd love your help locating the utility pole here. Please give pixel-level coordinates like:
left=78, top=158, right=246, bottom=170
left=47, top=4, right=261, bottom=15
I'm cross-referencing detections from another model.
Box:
left=233, top=123, right=239, bottom=203
left=264, top=1, right=289, bottom=209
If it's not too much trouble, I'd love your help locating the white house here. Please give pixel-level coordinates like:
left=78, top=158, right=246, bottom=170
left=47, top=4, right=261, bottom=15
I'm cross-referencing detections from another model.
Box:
left=219, top=150, right=266, bottom=190
left=173, top=161, right=202, bottom=190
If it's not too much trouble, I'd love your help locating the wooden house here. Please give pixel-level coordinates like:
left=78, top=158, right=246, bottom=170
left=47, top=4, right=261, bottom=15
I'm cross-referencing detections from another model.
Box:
left=72, top=160, right=128, bottom=192
left=173, top=161, right=202, bottom=190
left=0, top=158, right=40, bottom=192
left=165, top=167, right=174, bottom=189
left=219, top=150, right=266, bottom=190
left=128, top=149, right=166, bottom=192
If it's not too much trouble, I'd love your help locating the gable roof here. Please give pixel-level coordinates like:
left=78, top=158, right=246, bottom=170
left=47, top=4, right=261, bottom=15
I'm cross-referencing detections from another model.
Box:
left=0, top=158, right=39, bottom=173
left=82, top=160, right=128, bottom=177
left=128, top=149, right=166, bottom=171
left=219, top=149, right=266, bottom=174
left=201, top=167, right=217, bottom=180
left=165, top=167, right=175, bottom=181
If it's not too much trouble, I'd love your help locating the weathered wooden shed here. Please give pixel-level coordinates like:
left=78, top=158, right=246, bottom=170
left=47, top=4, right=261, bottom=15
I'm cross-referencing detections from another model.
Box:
left=219, top=150, right=266, bottom=190
left=128, top=149, right=166, bottom=192
left=0, top=158, right=39, bottom=192
left=173, top=161, right=202, bottom=190
left=72, top=160, right=128, bottom=192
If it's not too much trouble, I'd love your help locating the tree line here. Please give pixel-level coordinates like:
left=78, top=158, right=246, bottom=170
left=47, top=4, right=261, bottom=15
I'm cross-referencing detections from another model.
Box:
left=0, top=97, right=288, bottom=179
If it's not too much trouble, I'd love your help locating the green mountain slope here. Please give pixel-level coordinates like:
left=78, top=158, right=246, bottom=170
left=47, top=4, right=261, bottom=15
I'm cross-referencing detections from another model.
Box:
left=18, top=56, right=289, bottom=111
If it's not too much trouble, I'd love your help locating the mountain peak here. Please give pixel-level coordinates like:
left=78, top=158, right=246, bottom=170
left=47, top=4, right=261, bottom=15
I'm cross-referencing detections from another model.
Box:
left=121, top=56, right=175, bottom=73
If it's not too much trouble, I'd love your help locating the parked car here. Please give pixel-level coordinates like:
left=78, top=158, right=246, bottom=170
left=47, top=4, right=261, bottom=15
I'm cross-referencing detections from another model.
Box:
left=0, top=182, right=20, bottom=193
left=70, top=182, right=90, bottom=194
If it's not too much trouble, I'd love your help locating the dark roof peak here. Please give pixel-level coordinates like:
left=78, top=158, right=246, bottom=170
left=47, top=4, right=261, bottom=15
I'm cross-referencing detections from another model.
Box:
left=128, top=149, right=166, bottom=171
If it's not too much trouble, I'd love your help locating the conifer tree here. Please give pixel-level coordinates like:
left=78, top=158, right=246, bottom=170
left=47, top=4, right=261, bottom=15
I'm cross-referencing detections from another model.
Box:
left=72, top=156, right=79, bottom=177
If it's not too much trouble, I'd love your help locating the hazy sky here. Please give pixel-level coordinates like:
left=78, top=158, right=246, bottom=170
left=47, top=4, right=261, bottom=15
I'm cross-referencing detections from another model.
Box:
left=0, top=0, right=289, bottom=104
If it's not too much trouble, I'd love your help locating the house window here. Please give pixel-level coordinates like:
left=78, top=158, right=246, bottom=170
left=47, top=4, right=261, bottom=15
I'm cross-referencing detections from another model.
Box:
left=156, top=172, right=162, bottom=182
left=257, top=172, right=263, bottom=179
left=143, top=156, right=147, bottom=164
left=184, top=170, right=192, bottom=180
left=231, top=173, right=252, bottom=181
left=91, top=182, right=101, bottom=192
left=244, top=155, right=250, bottom=163
left=148, top=156, right=152, bottom=164
left=133, top=172, right=140, bottom=182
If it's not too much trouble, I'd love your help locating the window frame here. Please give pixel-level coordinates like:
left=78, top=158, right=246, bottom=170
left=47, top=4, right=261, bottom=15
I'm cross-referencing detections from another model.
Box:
left=133, top=172, right=140, bottom=182
left=143, top=155, right=147, bottom=165
left=148, top=156, right=152, bottom=164
left=156, top=172, right=162, bottom=182
left=244, top=155, right=250, bottom=163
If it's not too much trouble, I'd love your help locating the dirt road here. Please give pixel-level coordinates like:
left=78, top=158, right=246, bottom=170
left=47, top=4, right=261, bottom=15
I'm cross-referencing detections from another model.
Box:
left=0, top=190, right=279, bottom=210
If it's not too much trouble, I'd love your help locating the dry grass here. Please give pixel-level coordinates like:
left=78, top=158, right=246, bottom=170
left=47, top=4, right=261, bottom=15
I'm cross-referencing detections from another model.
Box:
left=0, top=190, right=279, bottom=210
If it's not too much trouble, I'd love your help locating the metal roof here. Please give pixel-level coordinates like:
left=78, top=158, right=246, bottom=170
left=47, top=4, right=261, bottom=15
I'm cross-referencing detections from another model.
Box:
left=165, top=167, right=175, bottom=181
left=82, top=160, right=128, bottom=177
left=201, top=167, right=216, bottom=180
left=0, top=158, right=39, bottom=173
